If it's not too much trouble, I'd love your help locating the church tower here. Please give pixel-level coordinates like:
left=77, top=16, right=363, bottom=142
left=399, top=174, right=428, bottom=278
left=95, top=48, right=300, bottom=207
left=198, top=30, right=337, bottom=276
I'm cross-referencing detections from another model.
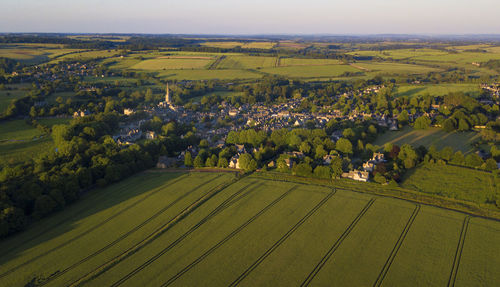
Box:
left=165, top=83, right=171, bottom=104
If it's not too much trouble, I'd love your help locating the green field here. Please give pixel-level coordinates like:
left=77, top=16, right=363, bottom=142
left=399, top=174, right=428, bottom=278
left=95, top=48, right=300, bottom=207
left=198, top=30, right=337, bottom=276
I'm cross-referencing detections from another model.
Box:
left=1, top=171, right=499, bottom=286
left=0, top=88, right=28, bottom=114
left=261, top=65, right=359, bottom=79
left=201, top=41, right=276, bottom=49
left=394, top=83, right=481, bottom=97
left=217, top=55, right=278, bottom=69
left=131, top=57, right=215, bottom=70
left=402, top=163, right=499, bottom=205
left=0, top=137, right=54, bottom=167
left=0, top=120, right=44, bottom=141
left=374, top=126, right=480, bottom=154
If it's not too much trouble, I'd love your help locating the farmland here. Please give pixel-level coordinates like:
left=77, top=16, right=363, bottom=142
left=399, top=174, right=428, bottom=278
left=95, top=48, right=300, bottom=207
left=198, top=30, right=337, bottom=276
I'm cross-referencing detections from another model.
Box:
left=373, top=126, right=481, bottom=154
left=394, top=83, right=481, bottom=98
left=401, top=163, right=499, bottom=205
left=0, top=171, right=499, bottom=287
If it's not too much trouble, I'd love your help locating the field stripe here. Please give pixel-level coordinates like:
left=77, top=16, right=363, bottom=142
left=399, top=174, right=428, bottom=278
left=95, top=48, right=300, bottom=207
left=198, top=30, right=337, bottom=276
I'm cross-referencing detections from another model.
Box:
left=36, top=174, right=225, bottom=286
left=161, top=185, right=301, bottom=287
left=228, top=189, right=337, bottom=287
left=69, top=180, right=260, bottom=287
left=208, top=55, right=225, bottom=70
left=301, top=198, right=376, bottom=287
left=1, top=173, right=190, bottom=258
left=0, top=173, right=196, bottom=280
left=447, top=216, right=470, bottom=287
left=373, top=204, right=421, bottom=287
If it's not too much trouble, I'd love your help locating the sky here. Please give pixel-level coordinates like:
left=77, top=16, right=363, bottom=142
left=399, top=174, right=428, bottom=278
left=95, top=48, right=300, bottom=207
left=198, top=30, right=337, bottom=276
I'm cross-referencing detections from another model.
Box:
left=1, top=0, right=499, bottom=35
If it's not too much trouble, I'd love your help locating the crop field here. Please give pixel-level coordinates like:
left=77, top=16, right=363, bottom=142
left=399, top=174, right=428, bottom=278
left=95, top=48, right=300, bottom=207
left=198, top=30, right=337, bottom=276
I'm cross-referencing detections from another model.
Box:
left=260, top=65, right=359, bottom=79
left=374, top=126, right=480, bottom=154
left=353, top=62, right=440, bottom=75
left=130, top=58, right=214, bottom=70
left=401, top=163, right=499, bottom=205
left=394, top=83, right=481, bottom=98
left=216, top=55, right=278, bottom=69
left=1, top=171, right=499, bottom=287
left=156, top=69, right=262, bottom=80
left=201, top=41, right=276, bottom=49
left=278, top=58, right=342, bottom=66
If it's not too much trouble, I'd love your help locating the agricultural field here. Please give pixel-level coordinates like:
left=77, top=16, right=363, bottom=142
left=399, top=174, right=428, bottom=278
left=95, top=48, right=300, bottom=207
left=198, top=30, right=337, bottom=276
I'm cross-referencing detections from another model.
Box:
left=0, top=44, right=80, bottom=64
left=401, top=163, right=499, bottom=205
left=374, top=126, right=481, bottom=154
left=156, top=69, right=262, bottom=80
left=130, top=57, right=214, bottom=70
left=394, top=83, right=481, bottom=98
left=0, top=86, right=29, bottom=114
left=352, top=62, right=440, bottom=75
left=260, top=65, right=359, bottom=79
left=216, top=55, right=278, bottom=69
left=201, top=41, right=276, bottom=49
left=0, top=172, right=499, bottom=287
left=0, top=120, right=44, bottom=141
left=0, top=137, right=54, bottom=167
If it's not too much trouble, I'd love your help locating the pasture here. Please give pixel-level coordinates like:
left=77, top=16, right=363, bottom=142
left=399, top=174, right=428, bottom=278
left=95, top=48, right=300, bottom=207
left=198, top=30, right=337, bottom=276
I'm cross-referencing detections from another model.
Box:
left=0, top=171, right=499, bottom=287
left=374, top=126, right=480, bottom=154
left=401, top=163, right=499, bottom=205
left=130, top=57, right=214, bottom=70
left=394, top=83, right=481, bottom=98
left=0, top=120, right=44, bottom=141
left=201, top=41, right=276, bottom=49
left=0, top=88, right=27, bottom=114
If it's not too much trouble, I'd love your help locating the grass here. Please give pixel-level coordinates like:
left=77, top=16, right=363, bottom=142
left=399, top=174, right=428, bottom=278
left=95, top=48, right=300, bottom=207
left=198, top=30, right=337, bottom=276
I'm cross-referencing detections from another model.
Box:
left=260, top=65, right=359, bottom=78
left=401, top=163, right=499, bottom=204
left=131, top=58, right=214, bottom=70
left=36, top=118, right=72, bottom=128
left=394, top=83, right=481, bottom=98
left=0, top=120, right=44, bottom=141
left=217, top=56, right=277, bottom=69
left=353, top=62, right=440, bottom=75
left=0, top=172, right=235, bottom=287
left=374, top=126, right=480, bottom=154
left=0, top=137, right=54, bottom=167
left=1, top=172, right=499, bottom=286
left=157, top=69, right=262, bottom=80
left=0, top=89, right=27, bottom=114
left=201, top=41, right=276, bottom=49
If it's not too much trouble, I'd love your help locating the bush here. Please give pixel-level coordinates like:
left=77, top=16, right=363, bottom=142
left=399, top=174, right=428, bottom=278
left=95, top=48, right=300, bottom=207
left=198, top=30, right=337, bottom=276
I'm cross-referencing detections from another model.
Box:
left=292, top=163, right=313, bottom=177
left=313, top=166, right=331, bottom=179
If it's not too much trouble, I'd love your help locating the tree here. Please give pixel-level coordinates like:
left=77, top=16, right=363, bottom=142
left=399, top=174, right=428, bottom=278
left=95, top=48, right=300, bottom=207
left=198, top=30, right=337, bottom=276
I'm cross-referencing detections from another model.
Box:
left=299, top=142, right=311, bottom=154
left=465, top=153, right=483, bottom=167
left=335, top=138, right=353, bottom=155
left=484, top=158, right=498, bottom=171
left=33, top=195, right=57, bottom=219
left=238, top=153, right=257, bottom=171
left=457, top=118, right=470, bottom=131
left=398, top=144, right=418, bottom=169
left=217, top=157, right=228, bottom=168
left=451, top=151, right=465, bottom=165
left=292, top=163, right=313, bottom=177
left=374, top=173, right=386, bottom=184
left=414, top=115, right=431, bottom=129
left=193, top=155, right=204, bottom=168
left=397, top=110, right=409, bottom=125
left=313, top=166, right=331, bottom=179
left=442, top=118, right=456, bottom=132
left=439, top=146, right=454, bottom=162
left=315, top=145, right=327, bottom=159
left=184, top=151, right=193, bottom=167
left=331, top=157, right=343, bottom=179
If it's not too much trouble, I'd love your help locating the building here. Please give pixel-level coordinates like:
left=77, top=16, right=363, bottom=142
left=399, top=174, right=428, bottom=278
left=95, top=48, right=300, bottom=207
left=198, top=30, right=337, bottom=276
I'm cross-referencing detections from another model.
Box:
left=124, top=108, right=134, bottom=115
left=342, top=170, right=369, bottom=182
left=145, top=131, right=156, bottom=140
left=158, top=83, right=173, bottom=108
left=229, top=154, right=240, bottom=169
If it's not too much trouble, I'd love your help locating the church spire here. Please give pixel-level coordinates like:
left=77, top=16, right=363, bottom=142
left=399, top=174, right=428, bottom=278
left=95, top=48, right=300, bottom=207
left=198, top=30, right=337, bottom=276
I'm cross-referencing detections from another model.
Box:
left=165, top=83, right=170, bottom=104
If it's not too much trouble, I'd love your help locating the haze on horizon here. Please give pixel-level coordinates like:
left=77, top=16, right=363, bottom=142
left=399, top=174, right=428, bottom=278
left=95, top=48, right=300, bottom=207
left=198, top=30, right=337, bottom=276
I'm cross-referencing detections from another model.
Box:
left=1, top=0, right=500, bottom=35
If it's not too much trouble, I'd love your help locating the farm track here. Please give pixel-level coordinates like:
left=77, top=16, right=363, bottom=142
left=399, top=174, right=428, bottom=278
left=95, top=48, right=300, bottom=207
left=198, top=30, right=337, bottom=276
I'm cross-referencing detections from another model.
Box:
left=68, top=178, right=257, bottom=287
left=36, top=174, right=225, bottom=286
left=301, top=198, right=376, bottom=287
left=208, top=56, right=225, bottom=70
left=0, top=173, right=189, bottom=257
left=161, top=185, right=300, bottom=287
left=75, top=180, right=261, bottom=287
left=373, top=204, right=421, bottom=287
left=0, top=173, right=194, bottom=280
left=447, top=216, right=470, bottom=287
left=228, top=189, right=337, bottom=287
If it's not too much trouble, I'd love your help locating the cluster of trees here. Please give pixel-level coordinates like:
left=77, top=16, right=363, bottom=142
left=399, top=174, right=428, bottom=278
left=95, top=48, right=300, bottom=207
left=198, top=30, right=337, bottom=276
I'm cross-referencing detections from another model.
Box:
left=0, top=112, right=189, bottom=238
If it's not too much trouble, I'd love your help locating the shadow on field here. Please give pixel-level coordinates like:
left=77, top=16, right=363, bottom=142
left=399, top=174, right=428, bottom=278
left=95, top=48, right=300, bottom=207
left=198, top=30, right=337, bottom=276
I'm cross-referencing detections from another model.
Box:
left=0, top=171, right=195, bottom=271
left=396, top=87, right=426, bottom=97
